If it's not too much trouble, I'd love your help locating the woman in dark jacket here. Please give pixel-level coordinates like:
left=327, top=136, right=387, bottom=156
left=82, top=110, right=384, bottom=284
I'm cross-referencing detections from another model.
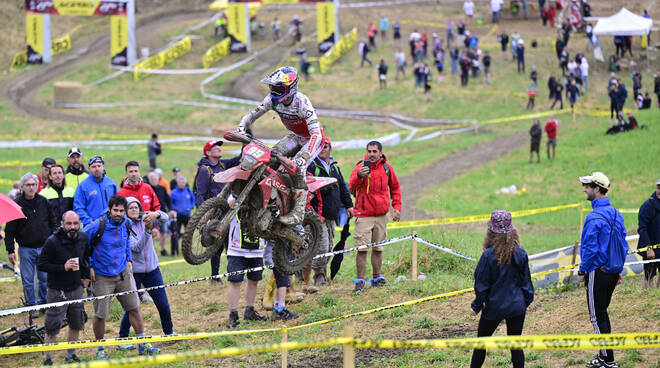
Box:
left=470, top=210, right=534, bottom=368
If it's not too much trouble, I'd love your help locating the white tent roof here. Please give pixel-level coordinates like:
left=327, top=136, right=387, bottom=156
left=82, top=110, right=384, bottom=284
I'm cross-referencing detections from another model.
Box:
left=593, top=8, right=653, bottom=36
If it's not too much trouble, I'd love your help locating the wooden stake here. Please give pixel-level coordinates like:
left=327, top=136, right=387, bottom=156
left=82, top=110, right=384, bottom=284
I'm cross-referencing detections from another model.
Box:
left=281, top=325, right=288, bottom=368
left=343, top=324, right=355, bottom=368
left=412, top=231, right=418, bottom=280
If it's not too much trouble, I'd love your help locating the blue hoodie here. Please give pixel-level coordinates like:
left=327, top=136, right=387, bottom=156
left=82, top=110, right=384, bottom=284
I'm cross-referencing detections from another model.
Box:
left=579, top=197, right=629, bottom=274
left=74, top=174, right=118, bottom=226
left=83, top=213, right=131, bottom=277
left=170, top=186, right=195, bottom=217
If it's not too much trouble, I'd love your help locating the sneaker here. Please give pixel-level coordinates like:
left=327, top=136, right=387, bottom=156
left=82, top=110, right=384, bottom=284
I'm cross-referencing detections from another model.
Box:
left=43, top=357, right=53, bottom=366
left=302, top=285, right=319, bottom=294
left=140, top=293, right=154, bottom=303
left=244, top=306, right=266, bottom=321
left=210, top=278, right=224, bottom=285
left=96, top=348, right=109, bottom=360
left=160, top=249, right=169, bottom=257
left=370, top=276, right=387, bottom=287
left=64, top=354, right=81, bottom=363
left=353, top=279, right=365, bottom=293
left=138, top=342, right=159, bottom=356
left=228, top=311, right=240, bottom=328
left=586, top=355, right=618, bottom=368
left=273, top=308, right=299, bottom=321
left=117, top=343, right=136, bottom=350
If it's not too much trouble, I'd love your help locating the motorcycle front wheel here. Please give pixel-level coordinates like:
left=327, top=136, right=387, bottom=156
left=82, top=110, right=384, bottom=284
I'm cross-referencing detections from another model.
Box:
left=272, top=209, right=323, bottom=275
left=182, top=196, right=231, bottom=265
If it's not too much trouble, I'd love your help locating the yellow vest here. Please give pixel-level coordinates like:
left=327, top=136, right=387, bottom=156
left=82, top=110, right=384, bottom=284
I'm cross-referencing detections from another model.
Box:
left=65, top=171, right=89, bottom=190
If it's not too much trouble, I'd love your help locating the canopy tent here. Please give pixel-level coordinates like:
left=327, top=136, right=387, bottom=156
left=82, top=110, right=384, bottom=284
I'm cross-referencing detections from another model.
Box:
left=592, top=8, right=653, bottom=36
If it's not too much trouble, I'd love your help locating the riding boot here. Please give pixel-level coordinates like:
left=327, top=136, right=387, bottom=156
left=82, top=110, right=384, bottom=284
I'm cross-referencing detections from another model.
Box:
left=278, top=164, right=307, bottom=225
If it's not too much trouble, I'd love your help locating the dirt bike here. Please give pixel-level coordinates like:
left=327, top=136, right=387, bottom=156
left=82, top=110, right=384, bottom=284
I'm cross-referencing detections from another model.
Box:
left=182, top=130, right=336, bottom=274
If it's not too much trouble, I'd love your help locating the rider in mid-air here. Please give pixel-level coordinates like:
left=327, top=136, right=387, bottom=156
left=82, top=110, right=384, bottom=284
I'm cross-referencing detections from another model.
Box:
left=238, top=66, right=324, bottom=226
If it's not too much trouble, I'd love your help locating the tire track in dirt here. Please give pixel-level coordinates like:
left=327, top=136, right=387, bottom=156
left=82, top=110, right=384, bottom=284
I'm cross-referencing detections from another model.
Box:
left=2, top=8, right=212, bottom=135
left=399, top=132, right=528, bottom=221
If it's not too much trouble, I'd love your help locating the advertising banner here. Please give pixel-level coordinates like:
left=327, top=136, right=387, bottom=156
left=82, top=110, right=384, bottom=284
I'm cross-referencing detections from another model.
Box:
left=110, top=15, right=128, bottom=65
left=25, top=0, right=127, bottom=16
left=316, top=2, right=334, bottom=53
left=26, top=13, right=45, bottom=64
left=202, top=38, right=231, bottom=68
left=133, top=36, right=191, bottom=81
left=226, top=3, right=248, bottom=52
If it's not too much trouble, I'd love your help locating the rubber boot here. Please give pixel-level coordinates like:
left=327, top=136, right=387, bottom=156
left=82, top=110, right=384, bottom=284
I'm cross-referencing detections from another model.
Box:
left=261, top=276, right=276, bottom=311
left=286, top=276, right=305, bottom=303
left=313, top=267, right=327, bottom=286
left=278, top=188, right=307, bottom=225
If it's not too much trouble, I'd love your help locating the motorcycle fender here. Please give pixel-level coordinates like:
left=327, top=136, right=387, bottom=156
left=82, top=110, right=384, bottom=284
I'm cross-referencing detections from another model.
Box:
left=258, top=176, right=275, bottom=209
left=306, top=176, right=337, bottom=193
left=214, top=166, right=252, bottom=183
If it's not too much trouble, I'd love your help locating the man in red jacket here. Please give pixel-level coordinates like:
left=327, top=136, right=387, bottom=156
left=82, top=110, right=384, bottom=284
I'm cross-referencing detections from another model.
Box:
left=544, top=115, right=558, bottom=160
left=117, top=161, right=161, bottom=212
left=349, top=141, right=402, bottom=293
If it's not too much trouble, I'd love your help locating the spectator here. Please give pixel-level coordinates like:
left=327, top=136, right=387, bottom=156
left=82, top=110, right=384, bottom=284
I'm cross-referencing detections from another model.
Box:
left=7, top=181, right=20, bottom=200
left=262, top=242, right=300, bottom=320
left=631, top=70, right=642, bottom=100
left=459, top=51, right=470, bottom=86
left=296, top=47, right=310, bottom=81
left=413, top=62, right=423, bottom=91
left=550, top=82, right=564, bottom=109
left=393, top=18, right=401, bottom=40
left=118, top=197, right=174, bottom=344
left=577, top=172, right=628, bottom=368
left=4, top=172, right=57, bottom=317
left=117, top=161, right=161, bottom=213
left=271, top=17, right=280, bottom=40
left=544, top=115, right=558, bottom=159
left=450, top=47, right=459, bottom=75
left=65, top=147, right=88, bottom=190
left=225, top=216, right=267, bottom=327
left=637, top=178, right=660, bottom=289
left=547, top=75, right=557, bottom=100
left=146, top=133, right=161, bottom=170
left=367, top=23, right=377, bottom=49
left=446, top=20, right=454, bottom=47
left=529, top=119, right=542, bottom=164
left=434, top=46, right=444, bottom=82
left=624, top=35, right=633, bottom=57
left=457, top=21, right=466, bottom=45
left=409, top=29, right=421, bottom=59
left=567, top=58, right=578, bottom=76
left=654, top=72, right=660, bottom=107
left=169, top=167, right=183, bottom=191
left=463, top=0, right=475, bottom=24
left=37, top=157, right=56, bottom=193
left=606, top=114, right=624, bottom=135
left=567, top=79, right=580, bottom=109
left=516, top=39, right=525, bottom=73
left=640, top=92, right=652, bottom=109
left=482, top=51, right=491, bottom=84
left=624, top=111, right=638, bottom=131
left=170, top=176, right=194, bottom=257
left=348, top=141, right=402, bottom=293
left=613, top=36, right=624, bottom=58
left=377, top=59, right=388, bottom=89
left=194, top=140, right=241, bottom=283
left=490, top=0, right=503, bottom=23
left=580, top=58, right=589, bottom=92
left=498, top=32, right=509, bottom=58
left=147, top=172, right=172, bottom=257
left=359, top=40, right=372, bottom=67
left=526, top=83, right=537, bottom=110
left=511, top=31, right=520, bottom=62
left=40, top=164, right=75, bottom=222
left=530, top=65, right=538, bottom=87
left=37, top=211, right=89, bottom=365
left=73, top=156, right=117, bottom=227
left=547, top=3, right=557, bottom=28
left=615, top=80, right=628, bottom=114
left=422, top=63, right=432, bottom=101
left=154, top=168, right=171, bottom=194
left=84, top=194, right=158, bottom=359
left=559, top=49, right=569, bottom=75
left=608, top=81, right=618, bottom=123
left=379, top=15, right=388, bottom=39
left=307, top=137, right=354, bottom=286
left=394, top=48, right=406, bottom=80
left=470, top=210, right=534, bottom=368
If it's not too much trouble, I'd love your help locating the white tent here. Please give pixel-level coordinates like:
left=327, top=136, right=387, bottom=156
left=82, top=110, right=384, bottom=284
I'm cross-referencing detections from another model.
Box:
left=592, top=8, right=653, bottom=36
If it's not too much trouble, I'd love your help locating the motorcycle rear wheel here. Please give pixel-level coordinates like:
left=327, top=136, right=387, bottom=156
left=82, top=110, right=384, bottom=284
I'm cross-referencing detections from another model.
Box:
left=182, top=196, right=231, bottom=265
left=272, top=209, right=323, bottom=275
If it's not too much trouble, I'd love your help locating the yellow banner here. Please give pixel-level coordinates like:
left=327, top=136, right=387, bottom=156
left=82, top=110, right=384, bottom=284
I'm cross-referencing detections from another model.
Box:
left=316, top=2, right=335, bottom=46
left=202, top=38, right=231, bottom=68
left=161, top=37, right=191, bottom=65
left=26, top=13, right=45, bottom=63
left=51, top=34, right=71, bottom=55
left=110, top=15, right=128, bottom=65
left=53, top=0, right=101, bottom=16
left=10, top=51, right=28, bottom=70
left=133, top=37, right=191, bottom=81
left=227, top=3, right=248, bottom=44
left=319, top=27, right=357, bottom=74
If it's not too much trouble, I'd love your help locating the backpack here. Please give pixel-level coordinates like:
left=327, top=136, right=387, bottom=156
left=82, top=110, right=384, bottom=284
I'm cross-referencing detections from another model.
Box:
left=585, top=210, right=627, bottom=274
left=192, top=162, right=225, bottom=200
left=89, top=216, right=133, bottom=257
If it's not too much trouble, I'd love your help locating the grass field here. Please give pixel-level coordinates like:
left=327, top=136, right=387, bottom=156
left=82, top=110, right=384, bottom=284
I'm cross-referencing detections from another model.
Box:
left=0, top=1, right=659, bottom=367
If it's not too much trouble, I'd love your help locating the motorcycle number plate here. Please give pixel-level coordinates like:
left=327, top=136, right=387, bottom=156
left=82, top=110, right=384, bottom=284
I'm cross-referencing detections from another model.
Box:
left=246, top=146, right=266, bottom=158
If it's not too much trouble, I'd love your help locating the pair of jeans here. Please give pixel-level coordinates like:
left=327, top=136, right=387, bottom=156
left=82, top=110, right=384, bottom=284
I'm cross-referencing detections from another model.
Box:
left=471, top=314, right=526, bottom=368
left=18, top=246, right=47, bottom=306
left=119, top=267, right=173, bottom=336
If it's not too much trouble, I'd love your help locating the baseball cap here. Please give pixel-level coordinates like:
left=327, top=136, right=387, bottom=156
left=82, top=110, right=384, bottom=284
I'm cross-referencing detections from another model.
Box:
left=203, top=140, right=223, bottom=155
left=172, top=167, right=180, bottom=172
left=322, top=136, right=332, bottom=147
left=42, top=157, right=56, bottom=167
left=88, top=156, right=105, bottom=166
left=579, top=172, right=610, bottom=189
left=488, top=210, right=514, bottom=234
left=67, top=147, right=82, bottom=157
left=656, top=178, right=660, bottom=186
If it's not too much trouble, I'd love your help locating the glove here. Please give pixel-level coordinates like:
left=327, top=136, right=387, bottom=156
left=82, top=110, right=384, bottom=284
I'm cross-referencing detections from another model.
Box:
left=236, top=126, right=246, bottom=134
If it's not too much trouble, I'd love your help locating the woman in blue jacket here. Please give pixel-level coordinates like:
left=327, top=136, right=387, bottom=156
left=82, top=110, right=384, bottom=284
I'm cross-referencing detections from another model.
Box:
left=470, top=210, right=534, bottom=368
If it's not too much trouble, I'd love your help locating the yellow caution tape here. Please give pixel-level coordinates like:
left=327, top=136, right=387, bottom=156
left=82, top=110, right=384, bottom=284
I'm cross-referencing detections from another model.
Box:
left=485, top=24, right=498, bottom=37
left=0, top=160, right=41, bottom=167
left=481, top=109, right=570, bottom=125
left=157, top=259, right=186, bottom=267
left=583, top=208, right=639, bottom=214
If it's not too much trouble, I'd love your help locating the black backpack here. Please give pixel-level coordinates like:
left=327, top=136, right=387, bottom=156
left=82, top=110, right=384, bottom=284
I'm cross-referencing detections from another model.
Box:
left=88, top=216, right=133, bottom=255
left=192, top=162, right=225, bottom=201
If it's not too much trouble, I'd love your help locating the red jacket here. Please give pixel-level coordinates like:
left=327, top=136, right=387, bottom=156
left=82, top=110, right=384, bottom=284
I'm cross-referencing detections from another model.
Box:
left=544, top=120, right=558, bottom=139
left=349, top=154, right=401, bottom=218
left=117, top=178, right=161, bottom=211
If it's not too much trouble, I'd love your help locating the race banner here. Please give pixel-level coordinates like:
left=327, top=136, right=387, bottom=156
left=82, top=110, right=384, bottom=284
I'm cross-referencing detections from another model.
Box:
left=202, top=38, right=231, bottom=68
left=316, top=1, right=335, bottom=53
left=25, top=0, right=127, bottom=16
left=133, top=36, right=191, bottom=81
left=226, top=2, right=249, bottom=52
left=110, top=15, right=128, bottom=65
left=51, top=34, right=71, bottom=55
left=26, top=13, right=46, bottom=63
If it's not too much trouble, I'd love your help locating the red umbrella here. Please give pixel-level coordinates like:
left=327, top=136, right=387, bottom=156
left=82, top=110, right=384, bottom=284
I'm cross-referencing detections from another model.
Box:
left=0, top=193, right=26, bottom=225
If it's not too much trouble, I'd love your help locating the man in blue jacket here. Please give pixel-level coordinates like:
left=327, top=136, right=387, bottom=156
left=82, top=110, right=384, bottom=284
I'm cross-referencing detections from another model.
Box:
left=74, top=156, right=118, bottom=226
left=83, top=195, right=158, bottom=360
left=307, top=137, right=354, bottom=285
left=577, top=172, right=628, bottom=368
left=638, top=178, right=660, bottom=289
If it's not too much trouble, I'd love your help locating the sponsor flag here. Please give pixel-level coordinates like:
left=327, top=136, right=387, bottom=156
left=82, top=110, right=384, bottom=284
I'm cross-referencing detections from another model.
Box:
left=226, top=3, right=248, bottom=52
left=26, top=13, right=45, bottom=64
left=317, top=1, right=335, bottom=53
left=110, top=15, right=128, bottom=65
